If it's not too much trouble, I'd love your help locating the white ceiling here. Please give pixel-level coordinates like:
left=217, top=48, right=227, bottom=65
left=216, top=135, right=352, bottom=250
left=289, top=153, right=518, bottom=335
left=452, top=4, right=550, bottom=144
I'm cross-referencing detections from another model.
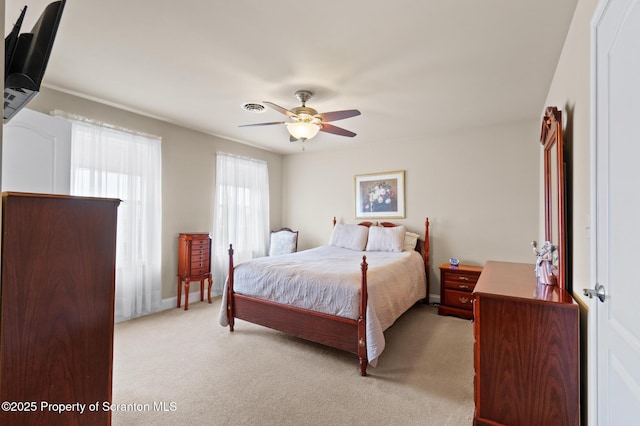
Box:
left=5, top=0, right=578, bottom=154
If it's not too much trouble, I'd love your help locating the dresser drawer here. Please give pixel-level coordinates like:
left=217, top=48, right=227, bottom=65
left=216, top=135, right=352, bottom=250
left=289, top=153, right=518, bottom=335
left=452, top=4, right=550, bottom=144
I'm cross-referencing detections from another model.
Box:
left=443, top=289, right=474, bottom=310
left=178, top=233, right=212, bottom=277
left=191, top=247, right=209, bottom=259
left=191, top=238, right=209, bottom=247
left=191, top=256, right=209, bottom=267
left=190, top=266, right=209, bottom=276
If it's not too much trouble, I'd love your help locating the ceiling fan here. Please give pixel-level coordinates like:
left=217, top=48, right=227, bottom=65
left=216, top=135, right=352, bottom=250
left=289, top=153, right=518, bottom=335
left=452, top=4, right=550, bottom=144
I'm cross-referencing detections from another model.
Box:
left=240, top=90, right=361, bottom=143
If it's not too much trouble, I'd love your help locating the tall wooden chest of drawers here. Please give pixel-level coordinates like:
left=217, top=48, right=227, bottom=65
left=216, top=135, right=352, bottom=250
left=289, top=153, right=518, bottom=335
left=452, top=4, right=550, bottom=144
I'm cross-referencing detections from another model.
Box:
left=438, top=263, right=483, bottom=319
left=472, top=261, right=579, bottom=426
left=0, top=192, right=120, bottom=426
left=177, top=233, right=212, bottom=310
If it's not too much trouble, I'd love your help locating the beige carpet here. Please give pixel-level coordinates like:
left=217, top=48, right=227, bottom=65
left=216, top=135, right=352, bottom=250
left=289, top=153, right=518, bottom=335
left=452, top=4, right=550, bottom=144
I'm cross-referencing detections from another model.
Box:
left=112, top=297, right=474, bottom=425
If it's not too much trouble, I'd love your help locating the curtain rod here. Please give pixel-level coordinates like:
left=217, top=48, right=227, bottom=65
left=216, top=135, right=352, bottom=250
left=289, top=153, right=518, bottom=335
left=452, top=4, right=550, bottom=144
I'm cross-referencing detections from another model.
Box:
left=50, top=110, right=161, bottom=141
left=216, top=151, right=267, bottom=164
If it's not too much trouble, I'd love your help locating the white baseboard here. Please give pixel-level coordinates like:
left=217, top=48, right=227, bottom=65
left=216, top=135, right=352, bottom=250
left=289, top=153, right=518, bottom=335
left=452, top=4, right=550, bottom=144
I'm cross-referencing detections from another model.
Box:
left=429, top=294, right=441, bottom=305
left=161, top=290, right=221, bottom=311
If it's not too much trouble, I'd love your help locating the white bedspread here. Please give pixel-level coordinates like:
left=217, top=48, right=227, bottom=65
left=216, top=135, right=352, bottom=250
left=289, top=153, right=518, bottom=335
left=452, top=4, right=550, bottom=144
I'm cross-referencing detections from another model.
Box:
left=219, top=245, right=426, bottom=366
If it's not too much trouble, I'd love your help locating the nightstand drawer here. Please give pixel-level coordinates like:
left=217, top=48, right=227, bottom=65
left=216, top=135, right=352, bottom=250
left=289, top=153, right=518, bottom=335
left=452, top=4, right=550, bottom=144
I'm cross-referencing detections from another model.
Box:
left=443, top=289, right=474, bottom=310
left=443, top=272, right=479, bottom=291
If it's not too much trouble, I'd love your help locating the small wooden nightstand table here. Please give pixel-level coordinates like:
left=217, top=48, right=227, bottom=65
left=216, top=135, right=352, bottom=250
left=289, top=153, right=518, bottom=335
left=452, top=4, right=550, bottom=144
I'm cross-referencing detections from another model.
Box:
left=438, top=263, right=483, bottom=319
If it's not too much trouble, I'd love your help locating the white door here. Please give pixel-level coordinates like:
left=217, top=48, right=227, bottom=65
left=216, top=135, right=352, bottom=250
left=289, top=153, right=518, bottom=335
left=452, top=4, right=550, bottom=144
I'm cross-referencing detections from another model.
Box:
left=1, top=108, right=71, bottom=194
left=593, top=0, right=640, bottom=424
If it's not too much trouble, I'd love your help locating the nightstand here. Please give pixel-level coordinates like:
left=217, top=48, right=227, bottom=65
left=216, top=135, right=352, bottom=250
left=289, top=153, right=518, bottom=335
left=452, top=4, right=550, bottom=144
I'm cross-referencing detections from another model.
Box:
left=438, top=263, right=483, bottom=319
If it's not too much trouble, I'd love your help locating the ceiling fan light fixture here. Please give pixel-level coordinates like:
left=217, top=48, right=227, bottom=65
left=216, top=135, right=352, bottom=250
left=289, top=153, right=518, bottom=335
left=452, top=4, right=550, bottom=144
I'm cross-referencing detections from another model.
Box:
left=240, top=90, right=360, bottom=146
left=286, top=121, right=320, bottom=141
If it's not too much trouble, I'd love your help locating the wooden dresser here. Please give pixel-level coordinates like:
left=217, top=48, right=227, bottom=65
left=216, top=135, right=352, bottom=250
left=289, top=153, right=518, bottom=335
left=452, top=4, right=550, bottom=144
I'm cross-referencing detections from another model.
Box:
left=472, top=261, right=579, bottom=426
left=438, top=263, right=483, bottom=319
left=177, top=233, right=212, bottom=310
left=0, top=192, right=120, bottom=426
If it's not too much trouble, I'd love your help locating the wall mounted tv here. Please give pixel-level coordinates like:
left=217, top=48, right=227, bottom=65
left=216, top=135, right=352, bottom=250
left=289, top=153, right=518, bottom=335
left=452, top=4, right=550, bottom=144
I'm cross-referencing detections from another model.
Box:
left=4, top=0, right=66, bottom=123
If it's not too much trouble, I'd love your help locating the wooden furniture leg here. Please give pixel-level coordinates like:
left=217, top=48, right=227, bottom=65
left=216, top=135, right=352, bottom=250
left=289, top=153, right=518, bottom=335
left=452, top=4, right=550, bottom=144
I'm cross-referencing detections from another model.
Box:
left=227, top=245, right=235, bottom=332
left=358, top=256, right=368, bottom=376
left=198, top=274, right=213, bottom=303
left=183, top=278, right=190, bottom=310
left=178, top=275, right=211, bottom=310
left=177, top=277, right=182, bottom=308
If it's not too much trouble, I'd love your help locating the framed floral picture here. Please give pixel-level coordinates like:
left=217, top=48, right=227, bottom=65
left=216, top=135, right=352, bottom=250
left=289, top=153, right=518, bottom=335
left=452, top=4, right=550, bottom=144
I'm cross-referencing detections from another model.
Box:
left=354, top=170, right=405, bottom=219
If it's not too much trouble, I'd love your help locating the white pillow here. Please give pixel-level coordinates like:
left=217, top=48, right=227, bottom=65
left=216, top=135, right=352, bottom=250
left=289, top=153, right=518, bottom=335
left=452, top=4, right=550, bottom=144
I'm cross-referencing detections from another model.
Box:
left=330, top=224, right=369, bottom=251
left=269, top=231, right=297, bottom=256
left=366, top=225, right=406, bottom=252
left=404, top=231, right=420, bottom=251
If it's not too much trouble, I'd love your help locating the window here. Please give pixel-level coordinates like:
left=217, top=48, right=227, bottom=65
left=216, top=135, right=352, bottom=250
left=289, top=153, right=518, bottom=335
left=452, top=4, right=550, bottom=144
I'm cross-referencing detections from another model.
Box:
left=212, top=153, right=269, bottom=292
left=68, top=117, right=162, bottom=322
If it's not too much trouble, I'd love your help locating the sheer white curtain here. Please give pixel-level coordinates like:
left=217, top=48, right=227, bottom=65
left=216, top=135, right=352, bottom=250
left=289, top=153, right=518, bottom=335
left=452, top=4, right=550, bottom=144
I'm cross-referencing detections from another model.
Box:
left=68, top=117, right=162, bottom=322
left=213, top=153, right=269, bottom=293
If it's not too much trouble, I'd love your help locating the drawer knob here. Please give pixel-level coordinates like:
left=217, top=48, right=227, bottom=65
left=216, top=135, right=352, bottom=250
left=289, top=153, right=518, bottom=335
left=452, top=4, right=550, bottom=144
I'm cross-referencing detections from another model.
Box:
left=459, top=296, right=470, bottom=304
left=458, top=276, right=470, bottom=281
left=458, top=284, right=470, bottom=289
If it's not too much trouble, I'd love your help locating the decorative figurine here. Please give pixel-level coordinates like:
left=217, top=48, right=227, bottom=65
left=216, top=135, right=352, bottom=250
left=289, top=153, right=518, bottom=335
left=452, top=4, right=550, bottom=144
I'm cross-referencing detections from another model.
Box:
left=531, top=241, right=557, bottom=286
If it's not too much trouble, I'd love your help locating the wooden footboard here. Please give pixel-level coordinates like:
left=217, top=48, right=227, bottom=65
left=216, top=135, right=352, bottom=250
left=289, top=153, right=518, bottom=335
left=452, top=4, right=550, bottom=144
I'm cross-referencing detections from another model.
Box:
left=227, top=245, right=369, bottom=375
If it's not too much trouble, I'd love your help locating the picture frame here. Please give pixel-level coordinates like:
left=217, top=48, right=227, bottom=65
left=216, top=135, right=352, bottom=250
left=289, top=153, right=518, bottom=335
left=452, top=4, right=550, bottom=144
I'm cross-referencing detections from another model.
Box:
left=354, top=170, right=405, bottom=219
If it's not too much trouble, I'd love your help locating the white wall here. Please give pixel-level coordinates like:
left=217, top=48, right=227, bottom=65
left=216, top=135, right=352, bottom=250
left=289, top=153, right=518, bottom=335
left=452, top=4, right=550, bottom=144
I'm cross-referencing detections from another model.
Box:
left=544, top=0, right=598, bottom=302
left=1, top=0, right=588, bottom=309
left=2, top=108, right=71, bottom=194
left=10, top=83, right=540, bottom=306
left=283, top=119, right=540, bottom=300
left=26, top=87, right=284, bottom=302
left=542, top=0, right=599, bottom=422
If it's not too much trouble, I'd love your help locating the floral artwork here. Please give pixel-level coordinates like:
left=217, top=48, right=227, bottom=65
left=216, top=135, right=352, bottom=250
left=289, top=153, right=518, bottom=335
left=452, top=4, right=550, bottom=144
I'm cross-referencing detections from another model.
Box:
left=365, top=181, right=397, bottom=212
left=354, top=171, right=405, bottom=219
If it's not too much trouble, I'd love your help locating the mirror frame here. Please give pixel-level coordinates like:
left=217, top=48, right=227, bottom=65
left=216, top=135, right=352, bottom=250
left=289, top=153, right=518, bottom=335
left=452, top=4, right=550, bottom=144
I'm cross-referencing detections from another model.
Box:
left=540, top=106, right=565, bottom=290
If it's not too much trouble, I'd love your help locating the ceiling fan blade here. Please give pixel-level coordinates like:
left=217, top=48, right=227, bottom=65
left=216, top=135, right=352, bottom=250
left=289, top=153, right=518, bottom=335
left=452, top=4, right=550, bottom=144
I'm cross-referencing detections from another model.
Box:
left=317, top=109, right=361, bottom=122
left=263, top=101, right=297, bottom=118
left=320, top=123, right=357, bottom=137
left=239, top=121, right=285, bottom=127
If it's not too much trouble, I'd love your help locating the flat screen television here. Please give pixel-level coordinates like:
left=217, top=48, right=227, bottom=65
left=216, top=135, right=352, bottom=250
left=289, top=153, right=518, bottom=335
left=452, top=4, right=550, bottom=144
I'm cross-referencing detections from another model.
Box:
left=4, top=0, right=66, bottom=123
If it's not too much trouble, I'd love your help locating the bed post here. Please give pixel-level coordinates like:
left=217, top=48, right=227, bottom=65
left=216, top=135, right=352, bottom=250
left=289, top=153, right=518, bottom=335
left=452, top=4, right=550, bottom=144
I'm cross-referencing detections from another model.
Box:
left=227, top=244, right=235, bottom=332
left=358, top=255, right=368, bottom=376
left=424, top=218, right=430, bottom=304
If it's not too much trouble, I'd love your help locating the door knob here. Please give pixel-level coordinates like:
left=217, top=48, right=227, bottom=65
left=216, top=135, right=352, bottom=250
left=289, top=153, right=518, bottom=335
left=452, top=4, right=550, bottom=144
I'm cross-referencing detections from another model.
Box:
left=583, top=283, right=606, bottom=302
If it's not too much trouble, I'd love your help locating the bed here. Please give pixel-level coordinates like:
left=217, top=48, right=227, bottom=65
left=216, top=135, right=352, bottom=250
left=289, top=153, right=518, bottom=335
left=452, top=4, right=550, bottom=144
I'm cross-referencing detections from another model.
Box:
left=219, top=218, right=430, bottom=376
